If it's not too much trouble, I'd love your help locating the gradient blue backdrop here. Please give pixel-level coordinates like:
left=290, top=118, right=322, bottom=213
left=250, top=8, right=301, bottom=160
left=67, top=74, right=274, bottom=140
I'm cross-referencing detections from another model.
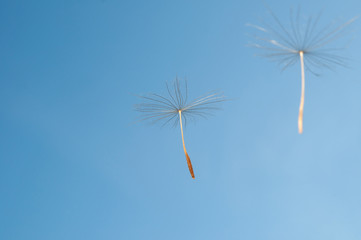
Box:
left=1, top=0, right=361, bottom=239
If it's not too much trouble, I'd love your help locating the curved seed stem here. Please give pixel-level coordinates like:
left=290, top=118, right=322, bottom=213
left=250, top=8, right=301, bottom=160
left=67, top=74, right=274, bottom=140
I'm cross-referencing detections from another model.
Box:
left=298, top=51, right=305, bottom=134
left=178, top=110, right=195, bottom=179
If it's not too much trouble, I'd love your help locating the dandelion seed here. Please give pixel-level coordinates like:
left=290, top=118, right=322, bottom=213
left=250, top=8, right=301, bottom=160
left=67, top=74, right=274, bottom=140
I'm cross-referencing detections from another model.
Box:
left=247, top=6, right=357, bottom=134
left=135, top=77, right=226, bottom=179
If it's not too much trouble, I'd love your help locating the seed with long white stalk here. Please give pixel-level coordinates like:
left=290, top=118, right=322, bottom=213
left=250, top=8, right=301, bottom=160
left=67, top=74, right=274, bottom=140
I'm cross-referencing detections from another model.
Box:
left=247, top=8, right=357, bottom=134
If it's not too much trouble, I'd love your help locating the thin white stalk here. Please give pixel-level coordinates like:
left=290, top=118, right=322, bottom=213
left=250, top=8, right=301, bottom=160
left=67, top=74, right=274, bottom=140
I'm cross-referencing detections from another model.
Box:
left=298, top=51, right=305, bottom=134
left=178, top=110, right=195, bottom=179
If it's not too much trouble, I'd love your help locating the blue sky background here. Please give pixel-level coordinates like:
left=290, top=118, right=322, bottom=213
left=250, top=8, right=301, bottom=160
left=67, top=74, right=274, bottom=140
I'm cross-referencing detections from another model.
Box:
left=1, top=0, right=361, bottom=239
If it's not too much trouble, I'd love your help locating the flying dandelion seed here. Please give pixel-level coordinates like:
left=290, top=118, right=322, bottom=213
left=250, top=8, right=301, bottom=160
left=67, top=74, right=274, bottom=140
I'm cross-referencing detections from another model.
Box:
left=247, top=6, right=357, bottom=134
left=135, top=77, right=226, bottom=179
